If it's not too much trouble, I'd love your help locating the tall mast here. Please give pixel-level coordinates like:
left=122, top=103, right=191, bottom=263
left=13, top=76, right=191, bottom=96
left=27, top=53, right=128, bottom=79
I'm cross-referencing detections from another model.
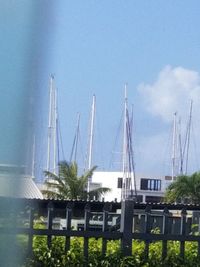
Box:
left=122, top=84, right=128, bottom=175
left=74, top=113, right=80, bottom=163
left=185, top=100, right=193, bottom=174
left=178, top=117, right=184, bottom=175
left=87, top=95, right=96, bottom=194
left=53, top=86, right=57, bottom=174
left=122, top=84, right=129, bottom=200
left=46, top=75, right=57, bottom=174
left=127, top=106, right=137, bottom=199
left=88, top=95, right=96, bottom=170
left=172, top=112, right=177, bottom=180
left=121, top=84, right=137, bottom=200
left=46, top=75, right=53, bottom=172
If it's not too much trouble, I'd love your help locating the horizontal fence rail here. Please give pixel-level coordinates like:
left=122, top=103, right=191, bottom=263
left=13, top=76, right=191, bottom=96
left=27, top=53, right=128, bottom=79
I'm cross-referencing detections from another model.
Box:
left=1, top=197, right=200, bottom=261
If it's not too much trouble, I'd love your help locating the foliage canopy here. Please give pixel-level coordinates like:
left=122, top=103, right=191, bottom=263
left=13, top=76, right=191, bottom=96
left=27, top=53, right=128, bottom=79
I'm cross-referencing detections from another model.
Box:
left=42, top=161, right=110, bottom=200
left=165, top=172, right=200, bottom=204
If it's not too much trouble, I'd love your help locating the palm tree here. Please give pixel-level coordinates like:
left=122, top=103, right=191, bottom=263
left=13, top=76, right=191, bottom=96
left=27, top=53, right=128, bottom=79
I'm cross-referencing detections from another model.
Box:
left=164, top=172, right=200, bottom=204
left=42, top=161, right=110, bottom=200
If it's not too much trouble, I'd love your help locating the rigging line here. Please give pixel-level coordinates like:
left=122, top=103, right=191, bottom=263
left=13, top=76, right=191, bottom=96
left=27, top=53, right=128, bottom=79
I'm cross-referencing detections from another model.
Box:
left=70, top=134, right=76, bottom=162
left=130, top=104, right=134, bottom=137
left=182, top=122, right=188, bottom=162
left=127, top=110, right=137, bottom=197
left=129, top=133, right=137, bottom=197
left=56, top=116, right=60, bottom=166
left=70, top=113, right=80, bottom=163
left=95, top=109, right=105, bottom=170
left=78, top=126, right=86, bottom=171
left=126, top=121, right=133, bottom=196
left=178, top=117, right=184, bottom=175
left=108, top=109, right=124, bottom=170
left=39, top=124, right=50, bottom=182
left=55, top=87, right=59, bottom=170
left=162, top=120, right=173, bottom=176
left=74, top=114, right=80, bottom=163
left=36, top=100, right=48, bottom=179
left=182, top=101, right=193, bottom=168
left=124, top=108, right=133, bottom=198
left=84, top=97, right=94, bottom=172
left=57, top=111, right=66, bottom=162
left=185, top=100, right=193, bottom=174
left=191, top=121, right=200, bottom=171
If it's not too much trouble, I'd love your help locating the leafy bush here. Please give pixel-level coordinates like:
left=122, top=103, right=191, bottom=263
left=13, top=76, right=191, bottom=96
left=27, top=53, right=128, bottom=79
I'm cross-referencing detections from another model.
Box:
left=23, top=236, right=200, bottom=267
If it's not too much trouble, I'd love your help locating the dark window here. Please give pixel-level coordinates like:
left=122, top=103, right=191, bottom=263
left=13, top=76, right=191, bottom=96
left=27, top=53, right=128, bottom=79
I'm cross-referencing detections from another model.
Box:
left=140, top=178, right=149, bottom=190
left=145, top=196, right=162, bottom=203
left=117, top=177, right=123, bottom=188
left=140, top=178, right=161, bottom=191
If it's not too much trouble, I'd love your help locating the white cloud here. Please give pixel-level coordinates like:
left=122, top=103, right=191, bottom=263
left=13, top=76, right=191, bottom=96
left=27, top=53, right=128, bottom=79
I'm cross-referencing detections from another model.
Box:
left=136, top=65, right=200, bottom=175
left=138, top=65, right=200, bottom=123
left=136, top=132, right=171, bottom=176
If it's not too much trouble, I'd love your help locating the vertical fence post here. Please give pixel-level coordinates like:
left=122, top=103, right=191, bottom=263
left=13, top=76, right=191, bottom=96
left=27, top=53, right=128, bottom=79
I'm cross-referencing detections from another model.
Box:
left=102, top=203, right=111, bottom=256
left=65, top=202, right=73, bottom=252
left=180, top=208, right=187, bottom=259
left=84, top=203, right=91, bottom=263
left=120, top=199, right=134, bottom=256
left=47, top=202, right=54, bottom=248
left=28, top=206, right=34, bottom=255
left=162, top=207, right=169, bottom=260
left=192, top=211, right=200, bottom=256
left=144, top=205, right=152, bottom=260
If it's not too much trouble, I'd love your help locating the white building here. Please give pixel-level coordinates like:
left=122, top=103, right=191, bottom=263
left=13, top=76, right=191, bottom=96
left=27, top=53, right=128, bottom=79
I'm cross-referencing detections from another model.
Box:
left=0, top=164, right=43, bottom=199
left=92, top=171, right=173, bottom=203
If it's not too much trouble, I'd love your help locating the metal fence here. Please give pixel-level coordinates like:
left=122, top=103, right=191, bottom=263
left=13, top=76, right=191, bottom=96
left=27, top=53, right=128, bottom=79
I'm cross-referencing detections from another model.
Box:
left=1, top=197, right=200, bottom=260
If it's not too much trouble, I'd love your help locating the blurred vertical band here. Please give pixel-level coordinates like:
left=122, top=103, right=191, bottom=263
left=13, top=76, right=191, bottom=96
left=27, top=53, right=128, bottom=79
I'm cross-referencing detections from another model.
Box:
left=0, top=1, right=56, bottom=266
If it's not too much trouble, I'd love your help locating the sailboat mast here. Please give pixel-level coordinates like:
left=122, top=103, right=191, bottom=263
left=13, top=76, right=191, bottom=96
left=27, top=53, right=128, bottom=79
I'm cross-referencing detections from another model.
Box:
left=88, top=95, right=96, bottom=170
left=122, top=84, right=128, bottom=199
left=53, top=86, right=58, bottom=174
left=74, top=113, right=80, bottom=163
left=46, top=75, right=54, bottom=172
left=185, top=100, right=193, bottom=174
left=87, top=95, right=96, bottom=194
left=172, top=112, right=177, bottom=180
left=178, top=117, right=184, bottom=175
left=46, top=74, right=58, bottom=174
left=122, top=84, right=128, bottom=175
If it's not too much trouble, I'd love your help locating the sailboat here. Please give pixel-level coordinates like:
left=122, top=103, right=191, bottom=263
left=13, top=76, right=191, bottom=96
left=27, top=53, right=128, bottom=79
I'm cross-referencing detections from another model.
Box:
left=91, top=85, right=138, bottom=201
left=171, top=100, right=193, bottom=180
left=121, top=84, right=137, bottom=200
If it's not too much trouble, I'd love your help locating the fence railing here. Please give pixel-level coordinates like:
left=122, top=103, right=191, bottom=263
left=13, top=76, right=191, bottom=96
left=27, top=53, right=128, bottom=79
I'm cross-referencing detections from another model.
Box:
left=1, top=197, right=200, bottom=260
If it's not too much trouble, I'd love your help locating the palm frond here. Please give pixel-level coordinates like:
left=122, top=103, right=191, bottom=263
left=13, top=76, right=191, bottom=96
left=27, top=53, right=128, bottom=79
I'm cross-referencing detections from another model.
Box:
left=43, top=161, right=106, bottom=200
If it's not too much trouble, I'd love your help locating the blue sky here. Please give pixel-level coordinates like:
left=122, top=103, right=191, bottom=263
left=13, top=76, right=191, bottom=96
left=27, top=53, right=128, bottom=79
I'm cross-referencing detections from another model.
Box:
left=1, top=1, right=200, bottom=179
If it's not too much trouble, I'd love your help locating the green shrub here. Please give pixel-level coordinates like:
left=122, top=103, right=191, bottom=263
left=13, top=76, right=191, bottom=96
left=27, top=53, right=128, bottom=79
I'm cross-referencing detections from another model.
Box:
left=23, top=236, right=200, bottom=267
